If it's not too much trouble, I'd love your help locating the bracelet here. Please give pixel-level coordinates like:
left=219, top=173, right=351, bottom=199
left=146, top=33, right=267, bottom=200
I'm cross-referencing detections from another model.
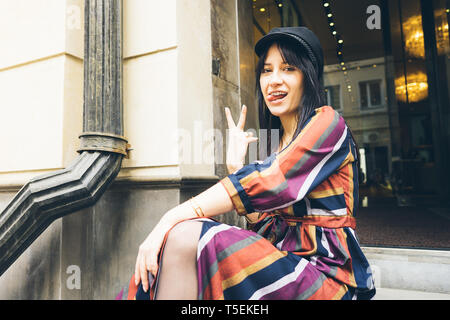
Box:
left=189, top=197, right=205, bottom=218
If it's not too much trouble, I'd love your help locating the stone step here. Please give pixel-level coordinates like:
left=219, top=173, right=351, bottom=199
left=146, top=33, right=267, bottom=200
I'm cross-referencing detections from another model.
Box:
left=374, top=287, right=450, bottom=300
left=361, top=246, right=450, bottom=294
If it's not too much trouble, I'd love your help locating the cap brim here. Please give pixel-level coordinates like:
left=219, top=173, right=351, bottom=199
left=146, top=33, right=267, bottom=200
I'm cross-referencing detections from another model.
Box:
left=255, top=32, right=304, bottom=57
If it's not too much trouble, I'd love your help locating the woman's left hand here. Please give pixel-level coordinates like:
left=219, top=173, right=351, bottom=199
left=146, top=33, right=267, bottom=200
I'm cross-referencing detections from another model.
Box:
left=225, top=105, right=258, bottom=173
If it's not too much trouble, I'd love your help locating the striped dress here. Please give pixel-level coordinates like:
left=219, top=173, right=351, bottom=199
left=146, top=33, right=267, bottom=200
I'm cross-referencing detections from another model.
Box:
left=123, top=106, right=376, bottom=300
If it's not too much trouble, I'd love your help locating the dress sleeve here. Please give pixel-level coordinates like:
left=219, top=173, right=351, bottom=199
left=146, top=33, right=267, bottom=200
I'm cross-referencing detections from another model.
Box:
left=220, top=106, right=352, bottom=216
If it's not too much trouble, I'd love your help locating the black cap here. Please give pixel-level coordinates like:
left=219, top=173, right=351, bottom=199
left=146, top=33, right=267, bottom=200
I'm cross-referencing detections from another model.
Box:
left=255, top=26, right=324, bottom=79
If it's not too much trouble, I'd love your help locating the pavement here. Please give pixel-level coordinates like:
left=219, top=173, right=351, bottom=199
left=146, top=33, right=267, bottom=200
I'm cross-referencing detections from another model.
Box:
left=374, top=288, right=450, bottom=300
left=356, top=205, right=450, bottom=249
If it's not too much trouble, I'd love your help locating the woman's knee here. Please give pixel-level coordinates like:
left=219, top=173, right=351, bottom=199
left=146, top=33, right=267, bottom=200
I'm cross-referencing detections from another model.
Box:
left=165, top=220, right=202, bottom=254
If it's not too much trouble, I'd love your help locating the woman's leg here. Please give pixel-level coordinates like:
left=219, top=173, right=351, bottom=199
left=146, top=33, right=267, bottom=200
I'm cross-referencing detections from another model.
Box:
left=155, top=220, right=203, bottom=300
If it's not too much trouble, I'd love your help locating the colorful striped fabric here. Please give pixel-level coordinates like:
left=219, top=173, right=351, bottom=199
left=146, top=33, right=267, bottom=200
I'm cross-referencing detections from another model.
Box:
left=124, top=106, right=376, bottom=300
left=220, top=106, right=358, bottom=227
left=196, top=218, right=372, bottom=300
left=216, top=106, right=375, bottom=299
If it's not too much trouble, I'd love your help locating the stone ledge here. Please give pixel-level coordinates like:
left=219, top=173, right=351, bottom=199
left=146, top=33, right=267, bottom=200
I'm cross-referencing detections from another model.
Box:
left=362, top=246, right=450, bottom=294
left=362, top=246, right=450, bottom=264
left=374, top=287, right=450, bottom=300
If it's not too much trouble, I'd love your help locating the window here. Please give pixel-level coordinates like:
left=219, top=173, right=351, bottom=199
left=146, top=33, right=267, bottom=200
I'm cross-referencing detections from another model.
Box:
left=359, top=80, right=382, bottom=110
left=324, top=85, right=341, bottom=110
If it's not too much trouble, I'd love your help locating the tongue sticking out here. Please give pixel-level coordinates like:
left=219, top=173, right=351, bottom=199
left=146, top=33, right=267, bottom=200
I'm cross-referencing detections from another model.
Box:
left=269, top=93, right=287, bottom=102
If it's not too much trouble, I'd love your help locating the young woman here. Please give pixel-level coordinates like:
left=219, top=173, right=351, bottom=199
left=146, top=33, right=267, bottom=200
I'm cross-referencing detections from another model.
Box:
left=124, top=27, right=376, bottom=300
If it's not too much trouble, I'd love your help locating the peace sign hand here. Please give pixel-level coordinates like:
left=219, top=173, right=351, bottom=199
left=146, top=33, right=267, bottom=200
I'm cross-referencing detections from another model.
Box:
left=225, top=105, right=258, bottom=174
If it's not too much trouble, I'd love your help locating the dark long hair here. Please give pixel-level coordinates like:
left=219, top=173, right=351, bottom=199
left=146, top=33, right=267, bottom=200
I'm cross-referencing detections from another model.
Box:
left=256, top=39, right=326, bottom=159
left=256, top=39, right=359, bottom=164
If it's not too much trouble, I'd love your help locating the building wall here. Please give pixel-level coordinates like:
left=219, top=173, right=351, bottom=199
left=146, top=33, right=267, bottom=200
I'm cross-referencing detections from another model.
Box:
left=0, top=0, right=84, bottom=299
left=210, top=0, right=256, bottom=226
left=0, top=0, right=253, bottom=299
left=0, top=0, right=84, bottom=186
left=324, top=57, right=394, bottom=176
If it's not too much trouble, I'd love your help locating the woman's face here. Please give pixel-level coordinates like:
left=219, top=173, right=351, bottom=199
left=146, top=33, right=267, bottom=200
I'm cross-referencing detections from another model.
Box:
left=259, top=43, right=304, bottom=119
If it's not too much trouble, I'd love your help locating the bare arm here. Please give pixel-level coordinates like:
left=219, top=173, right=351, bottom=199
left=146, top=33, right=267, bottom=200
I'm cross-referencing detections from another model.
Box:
left=162, top=181, right=235, bottom=225
left=223, top=105, right=262, bottom=223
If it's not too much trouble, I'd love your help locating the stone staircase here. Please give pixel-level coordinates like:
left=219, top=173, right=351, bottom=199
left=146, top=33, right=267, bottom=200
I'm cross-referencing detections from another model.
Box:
left=362, top=246, right=450, bottom=299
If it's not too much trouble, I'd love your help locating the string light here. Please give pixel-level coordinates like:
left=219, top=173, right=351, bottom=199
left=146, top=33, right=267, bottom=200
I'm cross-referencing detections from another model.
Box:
left=321, top=0, right=355, bottom=104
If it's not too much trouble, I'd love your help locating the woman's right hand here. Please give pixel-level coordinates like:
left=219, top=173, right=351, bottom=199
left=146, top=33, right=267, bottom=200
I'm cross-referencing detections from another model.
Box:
left=225, top=105, right=258, bottom=174
left=134, top=218, right=170, bottom=292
